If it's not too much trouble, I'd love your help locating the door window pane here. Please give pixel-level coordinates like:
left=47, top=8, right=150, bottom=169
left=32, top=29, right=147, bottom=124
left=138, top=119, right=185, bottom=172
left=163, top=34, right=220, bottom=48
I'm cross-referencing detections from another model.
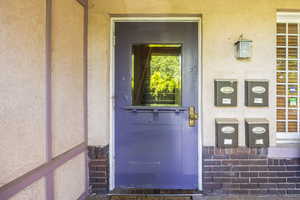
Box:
left=132, top=44, right=182, bottom=106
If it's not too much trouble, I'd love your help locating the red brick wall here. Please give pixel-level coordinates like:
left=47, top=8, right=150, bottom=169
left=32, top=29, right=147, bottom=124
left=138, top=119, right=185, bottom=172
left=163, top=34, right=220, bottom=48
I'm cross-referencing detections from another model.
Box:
left=88, top=146, right=109, bottom=194
left=203, top=147, right=300, bottom=195
left=88, top=146, right=300, bottom=195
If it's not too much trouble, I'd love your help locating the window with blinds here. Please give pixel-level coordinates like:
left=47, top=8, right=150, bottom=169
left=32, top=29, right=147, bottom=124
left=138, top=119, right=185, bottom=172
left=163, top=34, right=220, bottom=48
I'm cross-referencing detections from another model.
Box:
left=276, top=22, right=300, bottom=136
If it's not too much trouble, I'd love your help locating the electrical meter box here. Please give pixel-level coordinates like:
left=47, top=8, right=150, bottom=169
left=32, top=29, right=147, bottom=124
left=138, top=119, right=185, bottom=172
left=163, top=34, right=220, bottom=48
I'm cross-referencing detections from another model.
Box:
left=245, top=80, right=268, bottom=107
left=215, top=118, right=239, bottom=148
left=214, top=79, right=237, bottom=107
left=245, top=118, right=269, bottom=148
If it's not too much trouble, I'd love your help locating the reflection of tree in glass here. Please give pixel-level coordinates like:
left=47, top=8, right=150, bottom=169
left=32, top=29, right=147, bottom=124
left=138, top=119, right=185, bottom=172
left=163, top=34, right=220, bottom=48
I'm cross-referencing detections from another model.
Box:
left=150, top=56, right=180, bottom=98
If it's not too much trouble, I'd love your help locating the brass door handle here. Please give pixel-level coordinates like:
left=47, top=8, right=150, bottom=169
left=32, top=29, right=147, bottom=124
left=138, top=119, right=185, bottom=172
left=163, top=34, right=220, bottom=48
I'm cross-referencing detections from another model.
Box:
left=188, top=106, right=198, bottom=127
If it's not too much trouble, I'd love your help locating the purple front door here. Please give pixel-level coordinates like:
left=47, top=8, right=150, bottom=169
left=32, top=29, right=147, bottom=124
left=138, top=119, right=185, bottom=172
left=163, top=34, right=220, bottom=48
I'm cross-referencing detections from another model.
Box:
left=115, top=22, right=198, bottom=189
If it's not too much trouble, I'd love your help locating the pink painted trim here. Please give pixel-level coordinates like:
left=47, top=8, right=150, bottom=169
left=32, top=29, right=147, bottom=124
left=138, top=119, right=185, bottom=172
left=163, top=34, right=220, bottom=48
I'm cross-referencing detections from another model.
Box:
left=78, top=191, right=88, bottom=200
left=45, top=0, right=54, bottom=199
left=76, top=0, right=89, bottom=195
left=0, top=143, right=86, bottom=200
left=83, top=0, right=89, bottom=196
left=45, top=174, right=54, bottom=200
left=46, top=0, right=52, bottom=163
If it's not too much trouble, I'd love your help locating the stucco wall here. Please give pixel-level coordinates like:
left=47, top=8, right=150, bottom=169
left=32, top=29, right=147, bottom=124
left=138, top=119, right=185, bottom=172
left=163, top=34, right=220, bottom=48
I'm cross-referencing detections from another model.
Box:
left=88, top=11, right=110, bottom=146
left=1, top=0, right=87, bottom=199
left=88, top=0, right=300, bottom=147
left=0, top=0, right=46, bottom=186
left=9, top=178, right=46, bottom=200
left=52, top=0, right=85, bottom=157
left=54, top=153, right=86, bottom=200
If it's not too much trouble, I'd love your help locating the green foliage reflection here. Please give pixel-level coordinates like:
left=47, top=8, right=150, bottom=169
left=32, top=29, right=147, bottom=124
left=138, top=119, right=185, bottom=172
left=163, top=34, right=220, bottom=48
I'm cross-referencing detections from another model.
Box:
left=150, top=55, right=181, bottom=98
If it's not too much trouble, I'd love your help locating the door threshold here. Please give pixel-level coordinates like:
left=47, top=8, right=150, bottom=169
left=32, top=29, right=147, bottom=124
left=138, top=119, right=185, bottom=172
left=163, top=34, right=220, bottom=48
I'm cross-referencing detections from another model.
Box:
left=108, top=189, right=204, bottom=197
left=108, top=193, right=204, bottom=197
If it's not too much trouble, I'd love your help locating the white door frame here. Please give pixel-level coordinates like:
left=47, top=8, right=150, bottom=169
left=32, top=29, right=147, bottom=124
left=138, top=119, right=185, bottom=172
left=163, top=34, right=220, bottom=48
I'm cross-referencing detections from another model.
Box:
left=109, top=16, right=203, bottom=191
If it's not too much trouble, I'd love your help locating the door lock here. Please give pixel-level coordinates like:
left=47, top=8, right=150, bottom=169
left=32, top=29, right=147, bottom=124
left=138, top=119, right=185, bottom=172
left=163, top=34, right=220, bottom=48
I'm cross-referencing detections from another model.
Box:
left=188, top=106, right=198, bottom=127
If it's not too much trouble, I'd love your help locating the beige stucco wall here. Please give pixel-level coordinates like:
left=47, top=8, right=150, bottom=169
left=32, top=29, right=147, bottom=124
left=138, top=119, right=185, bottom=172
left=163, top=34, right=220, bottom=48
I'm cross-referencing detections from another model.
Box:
left=54, top=153, right=86, bottom=200
left=52, top=0, right=85, bottom=157
left=1, top=0, right=87, bottom=199
left=9, top=178, right=46, bottom=200
left=0, top=0, right=46, bottom=186
left=88, top=11, right=110, bottom=146
left=88, top=0, right=300, bottom=147
left=51, top=1, right=87, bottom=199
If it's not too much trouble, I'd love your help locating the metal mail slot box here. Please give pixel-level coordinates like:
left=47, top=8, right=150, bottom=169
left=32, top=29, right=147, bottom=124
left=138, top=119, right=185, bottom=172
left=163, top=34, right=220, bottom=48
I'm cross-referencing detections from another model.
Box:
left=245, top=80, right=268, bottom=107
left=216, top=118, right=238, bottom=148
left=214, top=79, right=237, bottom=107
left=245, top=118, right=269, bottom=148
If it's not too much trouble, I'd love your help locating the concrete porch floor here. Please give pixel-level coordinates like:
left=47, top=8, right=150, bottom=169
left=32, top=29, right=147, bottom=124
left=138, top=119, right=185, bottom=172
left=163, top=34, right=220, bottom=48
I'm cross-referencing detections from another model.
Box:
left=86, top=194, right=300, bottom=200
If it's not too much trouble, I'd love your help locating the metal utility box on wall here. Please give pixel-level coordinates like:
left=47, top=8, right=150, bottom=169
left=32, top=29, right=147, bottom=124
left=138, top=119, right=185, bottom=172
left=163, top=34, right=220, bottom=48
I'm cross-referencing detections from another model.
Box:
left=245, top=80, right=269, bottom=107
left=215, top=118, right=238, bottom=148
left=214, top=79, right=237, bottom=107
left=245, top=118, right=269, bottom=148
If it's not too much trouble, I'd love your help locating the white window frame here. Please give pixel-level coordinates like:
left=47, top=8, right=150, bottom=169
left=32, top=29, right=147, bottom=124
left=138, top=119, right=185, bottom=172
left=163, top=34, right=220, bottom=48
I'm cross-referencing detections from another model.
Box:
left=277, top=12, right=300, bottom=144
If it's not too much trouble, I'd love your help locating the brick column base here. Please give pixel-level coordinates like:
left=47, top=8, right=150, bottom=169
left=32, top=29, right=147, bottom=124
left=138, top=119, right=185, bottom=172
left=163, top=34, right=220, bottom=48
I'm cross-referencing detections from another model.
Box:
left=88, top=146, right=109, bottom=194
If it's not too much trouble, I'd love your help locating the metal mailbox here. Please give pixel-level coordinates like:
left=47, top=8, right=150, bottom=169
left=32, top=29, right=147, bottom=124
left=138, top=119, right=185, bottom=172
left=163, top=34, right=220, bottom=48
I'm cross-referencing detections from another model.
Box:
left=215, top=118, right=239, bottom=148
left=245, top=118, right=269, bottom=148
left=214, top=79, right=237, bottom=107
left=245, top=80, right=269, bottom=107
